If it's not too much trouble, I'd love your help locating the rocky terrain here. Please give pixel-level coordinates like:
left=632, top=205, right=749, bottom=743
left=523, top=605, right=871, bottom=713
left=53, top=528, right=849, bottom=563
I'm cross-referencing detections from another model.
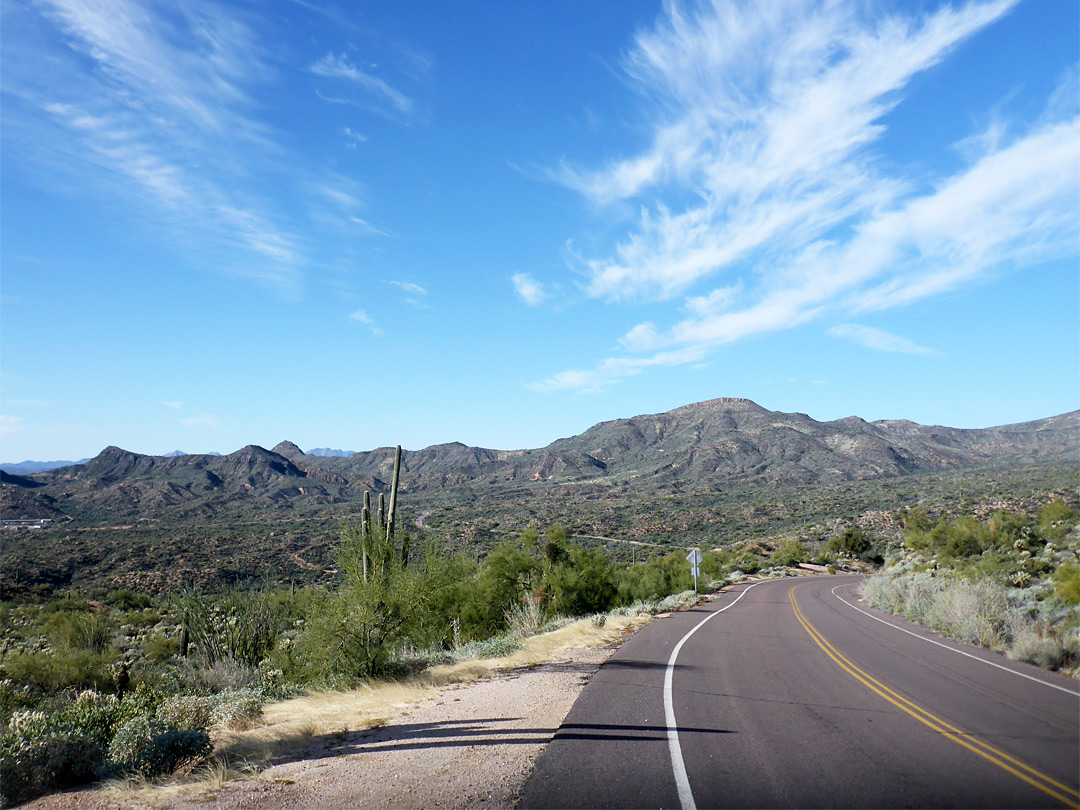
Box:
left=2, top=398, right=1076, bottom=595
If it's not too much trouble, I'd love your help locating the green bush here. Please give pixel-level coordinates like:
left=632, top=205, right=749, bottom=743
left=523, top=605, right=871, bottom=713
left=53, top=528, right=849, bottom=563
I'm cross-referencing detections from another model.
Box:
left=546, top=547, right=618, bottom=617
left=1, top=712, right=105, bottom=807
left=179, top=587, right=289, bottom=668
left=770, top=538, right=808, bottom=567
left=0, top=648, right=117, bottom=694
left=132, top=729, right=211, bottom=777
left=828, top=527, right=871, bottom=558
left=156, top=695, right=213, bottom=733
left=44, top=611, right=116, bottom=653
left=62, top=690, right=122, bottom=746
left=105, top=589, right=151, bottom=611
left=1053, top=563, right=1080, bottom=605
left=108, top=715, right=169, bottom=765
left=143, top=632, right=181, bottom=662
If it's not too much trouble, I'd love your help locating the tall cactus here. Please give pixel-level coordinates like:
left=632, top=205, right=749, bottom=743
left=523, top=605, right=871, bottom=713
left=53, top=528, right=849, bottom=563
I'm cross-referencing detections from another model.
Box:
left=360, top=498, right=371, bottom=584
left=387, top=445, right=402, bottom=541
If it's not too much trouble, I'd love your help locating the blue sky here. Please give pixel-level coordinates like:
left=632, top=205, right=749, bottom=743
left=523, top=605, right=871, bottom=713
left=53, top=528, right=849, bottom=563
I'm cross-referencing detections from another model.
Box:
left=1, top=0, right=1077, bottom=462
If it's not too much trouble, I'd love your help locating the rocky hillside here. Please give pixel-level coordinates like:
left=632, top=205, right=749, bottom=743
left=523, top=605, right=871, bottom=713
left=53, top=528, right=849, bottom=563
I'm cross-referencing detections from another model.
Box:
left=3, top=398, right=1076, bottom=524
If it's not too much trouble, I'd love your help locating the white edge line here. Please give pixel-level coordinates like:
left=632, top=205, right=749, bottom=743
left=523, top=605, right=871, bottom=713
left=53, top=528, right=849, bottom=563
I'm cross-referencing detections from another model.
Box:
left=830, top=584, right=1079, bottom=697
left=665, top=581, right=764, bottom=810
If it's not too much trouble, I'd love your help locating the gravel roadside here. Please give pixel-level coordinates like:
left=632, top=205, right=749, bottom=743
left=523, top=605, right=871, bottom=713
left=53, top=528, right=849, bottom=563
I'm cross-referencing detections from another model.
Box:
left=25, top=626, right=632, bottom=810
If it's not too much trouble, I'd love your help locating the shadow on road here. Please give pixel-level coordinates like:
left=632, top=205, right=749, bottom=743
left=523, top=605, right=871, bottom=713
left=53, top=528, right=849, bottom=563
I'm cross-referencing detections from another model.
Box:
left=275, top=716, right=737, bottom=764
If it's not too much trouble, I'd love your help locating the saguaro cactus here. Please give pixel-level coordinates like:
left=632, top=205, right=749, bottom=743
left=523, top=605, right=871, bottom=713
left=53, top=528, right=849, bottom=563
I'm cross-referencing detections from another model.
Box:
left=387, top=445, right=402, bottom=541
left=360, top=495, right=371, bottom=584
left=179, top=609, right=189, bottom=658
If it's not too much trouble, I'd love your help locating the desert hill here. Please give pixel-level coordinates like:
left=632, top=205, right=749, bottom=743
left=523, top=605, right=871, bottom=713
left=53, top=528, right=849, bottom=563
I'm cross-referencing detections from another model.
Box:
left=4, top=398, right=1076, bottom=524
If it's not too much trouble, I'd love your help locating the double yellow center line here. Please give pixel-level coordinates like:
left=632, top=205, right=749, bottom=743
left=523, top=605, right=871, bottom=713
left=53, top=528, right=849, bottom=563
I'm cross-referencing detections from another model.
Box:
left=789, top=584, right=1079, bottom=809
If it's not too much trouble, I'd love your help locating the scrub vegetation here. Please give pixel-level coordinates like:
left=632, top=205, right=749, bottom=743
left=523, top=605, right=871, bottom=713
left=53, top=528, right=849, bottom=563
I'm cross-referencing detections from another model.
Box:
left=863, top=499, right=1080, bottom=671
left=1, top=518, right=828, bottom=806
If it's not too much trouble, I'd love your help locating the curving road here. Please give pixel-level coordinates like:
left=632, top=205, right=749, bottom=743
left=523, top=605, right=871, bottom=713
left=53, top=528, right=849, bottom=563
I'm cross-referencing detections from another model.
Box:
left=520, top=576, right=1080, bottom=809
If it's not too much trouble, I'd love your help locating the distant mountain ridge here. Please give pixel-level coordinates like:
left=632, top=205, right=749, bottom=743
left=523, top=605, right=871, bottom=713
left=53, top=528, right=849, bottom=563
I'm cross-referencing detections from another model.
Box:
left=2, top=398, right=1076, bottom=523
left=0, top=459, right=92, bottom=475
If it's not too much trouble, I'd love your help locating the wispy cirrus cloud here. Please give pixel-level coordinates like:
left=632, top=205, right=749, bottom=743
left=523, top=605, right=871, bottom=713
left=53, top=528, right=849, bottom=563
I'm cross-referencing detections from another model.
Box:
left=534, top=0, right=1077, bottom=392
left=0, top=416, right=26, bottom=436
left=388, top=280, right=429, bottom=308
left=160, top=401, right=183, bottom=410
left=179, top=413, right=219, bottom=428
left=3, top=0, right=306, bottom=295
left=828, top=325, right=939, bottom=356
left=310, top=53, right=415, bottom=118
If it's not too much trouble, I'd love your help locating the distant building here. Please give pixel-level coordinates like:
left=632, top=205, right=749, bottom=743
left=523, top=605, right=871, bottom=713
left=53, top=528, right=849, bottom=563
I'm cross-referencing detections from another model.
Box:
left=2, top=518, right=53, bottom=529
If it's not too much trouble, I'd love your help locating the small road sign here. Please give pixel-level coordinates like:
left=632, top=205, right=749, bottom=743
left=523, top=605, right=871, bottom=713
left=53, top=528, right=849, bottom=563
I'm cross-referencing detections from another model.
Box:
left=687, top=549, right=703, bottom=592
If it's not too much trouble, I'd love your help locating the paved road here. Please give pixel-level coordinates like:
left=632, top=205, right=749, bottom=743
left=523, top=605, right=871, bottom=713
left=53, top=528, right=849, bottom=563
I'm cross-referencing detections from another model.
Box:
left=520, top=576, right=1080, bottom=809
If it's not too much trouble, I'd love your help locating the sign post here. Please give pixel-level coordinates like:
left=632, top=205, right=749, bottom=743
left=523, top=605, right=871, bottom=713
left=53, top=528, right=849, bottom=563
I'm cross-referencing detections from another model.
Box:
left=686, top=549, right=704, bottom=593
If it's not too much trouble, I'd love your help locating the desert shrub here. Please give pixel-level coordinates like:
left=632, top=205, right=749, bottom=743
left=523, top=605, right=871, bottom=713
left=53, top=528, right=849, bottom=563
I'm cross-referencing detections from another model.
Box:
left=0, top=648, right=117, bottom=694
left=1053, top=563, right=1080, bottom=605
left=292, top=533, right=463, bottom=681
left=864, top=555, right=1080, bottom=671
left=925, top=580, right=1011, bottom=648
left=156, top=695, right=213, bottom=733
left=208, top=688, right=264, bottom=729
left=62, top=690, right=122, bottom=746
left=655, top=590, right=702, bottom=612
left=1007, top=625, right=1079, bottom=670
left=770, top=538, right=808, bottom=568
left=179, top=587, right=289, bottom=668
left=143, top=632, right=181, bottom=662
left=108, top=714, right=168, bottom=765
left=1, top=713, right=104, bottom=807
left=829, top=527, right=871, bottom=559
left=617, top=550, right=725, bottom=603
left=132, top=729, right=211, bottom=777
left=450, top=632, right=522, bottom=662
left=38, top=595, right=91, bottom=615
left=546, top=547, right=618, bottom=617
left=733, top=551, right=761, bottom=574
left=44, top=610, right=116, bottom=653
left=105, top=589, right=151, bottom=611
left=463, top=543, right=542, bottom=637
left=505, top=595, right=545, bottom=639
left=1038, top=499, right=1078, bottom=541
left=0, top=680, right=36, bottom=728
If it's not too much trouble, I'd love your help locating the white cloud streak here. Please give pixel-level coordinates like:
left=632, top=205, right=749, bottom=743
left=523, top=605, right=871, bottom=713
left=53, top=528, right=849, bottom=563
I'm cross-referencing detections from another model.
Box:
left=179, top=413, right=219, bottom=427
left=310, top=53, right=415, bottom=117
left=536, top=0, right=1077, bottom=392
left=4, top=0, right=306, bottom=295
left=0, top=416, right=26, bottom=436
left=389, top=281, right=428, bottom=296
left=828, top=324, right=939, bottom=356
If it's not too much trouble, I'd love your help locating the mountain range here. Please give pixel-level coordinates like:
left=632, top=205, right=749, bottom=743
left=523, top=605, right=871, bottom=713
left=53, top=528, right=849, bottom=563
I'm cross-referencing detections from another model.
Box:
left=3, top=398, right=1076, bottom=525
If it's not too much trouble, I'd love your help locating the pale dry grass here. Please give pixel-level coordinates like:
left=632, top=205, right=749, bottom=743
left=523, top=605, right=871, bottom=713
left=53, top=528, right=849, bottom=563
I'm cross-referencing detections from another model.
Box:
left=217, top=613, right=645, bottom=763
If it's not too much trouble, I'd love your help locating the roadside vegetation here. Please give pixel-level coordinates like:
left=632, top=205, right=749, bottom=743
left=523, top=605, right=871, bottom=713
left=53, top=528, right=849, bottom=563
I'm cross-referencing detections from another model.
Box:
left=4, top=493, right=1073, bottom=806
left=0, top=519, right=840, bottom=806
left=863, top=499, right=1080, bottom=672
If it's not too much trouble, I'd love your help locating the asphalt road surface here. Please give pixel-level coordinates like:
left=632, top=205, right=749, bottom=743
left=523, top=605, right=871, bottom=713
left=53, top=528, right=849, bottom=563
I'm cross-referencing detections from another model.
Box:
left=520, top=575, right=1080, bottom=809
